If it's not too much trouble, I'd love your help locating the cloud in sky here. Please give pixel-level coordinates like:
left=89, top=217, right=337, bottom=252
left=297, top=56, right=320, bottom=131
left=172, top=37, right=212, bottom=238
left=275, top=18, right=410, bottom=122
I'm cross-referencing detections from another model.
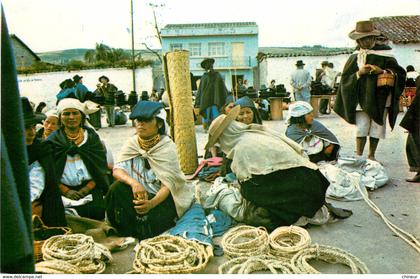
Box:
left=2, top=0, right=419, bottom=52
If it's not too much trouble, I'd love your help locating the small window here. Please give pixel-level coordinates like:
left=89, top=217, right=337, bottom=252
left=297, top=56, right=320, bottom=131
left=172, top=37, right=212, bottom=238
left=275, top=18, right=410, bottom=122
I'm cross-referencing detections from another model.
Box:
left=208, top=42, right=225, bottom=56
left=189, top=43, right=201, bottom=57
left=170, top=43, right=183, bottom=51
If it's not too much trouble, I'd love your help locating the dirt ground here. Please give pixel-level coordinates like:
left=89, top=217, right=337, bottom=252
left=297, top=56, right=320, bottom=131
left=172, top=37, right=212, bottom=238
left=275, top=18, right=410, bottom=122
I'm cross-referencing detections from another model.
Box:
left=96, top=110, right=419, bottom=274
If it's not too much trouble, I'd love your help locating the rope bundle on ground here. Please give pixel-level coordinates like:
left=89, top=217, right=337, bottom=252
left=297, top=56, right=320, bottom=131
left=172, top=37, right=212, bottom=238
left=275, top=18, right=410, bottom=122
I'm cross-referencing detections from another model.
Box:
left=221, top=225, right=270, bottom=258
left=219, top=225, right=370, bottom=274
left=35, top=260, right=80, bottom=274
left=291, top=244, right=370, bottom=274
left=132, top=235, right=212, bottom=274
left=218, top=255, right=297, bottom=274
left=269, top=226, right=311, bottom=258
left=40, top=233, right=112, bottom=274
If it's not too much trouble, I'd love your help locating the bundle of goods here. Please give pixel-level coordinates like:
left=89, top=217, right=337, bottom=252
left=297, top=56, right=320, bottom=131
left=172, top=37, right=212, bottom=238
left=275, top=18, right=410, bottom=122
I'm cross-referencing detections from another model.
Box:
left=310, top=81, right=333, bottom=95
left=36, top=233, right=112, bottom=274
left=219, top=225, right=370, bottom=274
left=132, top=235, right=212, bottom=274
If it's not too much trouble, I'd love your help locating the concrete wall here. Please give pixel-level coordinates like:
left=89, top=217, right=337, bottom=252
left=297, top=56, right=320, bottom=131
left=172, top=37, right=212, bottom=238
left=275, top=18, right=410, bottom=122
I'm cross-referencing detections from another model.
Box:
left=11, top=39, right=37, bottom=68
left=391, top=43, right=420, bottom=70
left=260, top=54, right=351, bottom=92
left=18, top=67, right=153, bottom=109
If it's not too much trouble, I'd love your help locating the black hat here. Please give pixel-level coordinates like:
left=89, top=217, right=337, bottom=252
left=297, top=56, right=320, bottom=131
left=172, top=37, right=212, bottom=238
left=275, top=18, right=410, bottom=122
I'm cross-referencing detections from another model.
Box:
left=21, top=97, right=46, bottom=127
left=321, top=61, right=329, bottom=66
left=200, top=58, right=215, bottom=69
left=296, top=60, right=305, bottom=66
left=73, top=74, right=83, bottom=83
left=98, top=75, right=110, bottom=82
left=129, top=101, right=164, bottom=120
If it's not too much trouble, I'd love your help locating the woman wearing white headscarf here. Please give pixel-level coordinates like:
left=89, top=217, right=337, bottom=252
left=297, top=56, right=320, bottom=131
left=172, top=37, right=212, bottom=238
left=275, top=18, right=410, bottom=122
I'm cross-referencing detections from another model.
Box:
left=205, top=106, right=329, bottom=229
left=286, top=101, right=340, bottom=163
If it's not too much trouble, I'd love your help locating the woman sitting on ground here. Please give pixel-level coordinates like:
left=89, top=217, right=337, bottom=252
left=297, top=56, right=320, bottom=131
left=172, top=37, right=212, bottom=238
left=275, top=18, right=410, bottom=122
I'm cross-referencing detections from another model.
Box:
left=286, top=101, right=340, bottom=163
left=106, top=101, right=193, bottom=240
left=22, top=97, right=66, bottom=226
left=48, top=98, right=109, bottom=220
left=36, top=109, right=59, bottom=140
left=206, top=106, right=329, bottom=230
left=234, top=96, right=263, bottom=125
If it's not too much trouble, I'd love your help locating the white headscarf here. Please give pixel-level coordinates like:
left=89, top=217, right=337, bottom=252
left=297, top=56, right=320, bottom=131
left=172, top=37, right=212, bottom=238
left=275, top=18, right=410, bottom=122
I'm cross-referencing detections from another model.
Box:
left=286, top=101, right=313, bottom=124
left=217, top=120, right=318, bottom=182
left=57, top=98, right=86, bottom=114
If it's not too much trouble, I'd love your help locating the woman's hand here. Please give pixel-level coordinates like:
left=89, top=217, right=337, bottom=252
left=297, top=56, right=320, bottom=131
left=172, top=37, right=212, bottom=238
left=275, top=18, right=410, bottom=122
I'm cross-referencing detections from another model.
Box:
left=131, top=182, right=148, bottom=200
left=133, top=199, right=155, bottom=215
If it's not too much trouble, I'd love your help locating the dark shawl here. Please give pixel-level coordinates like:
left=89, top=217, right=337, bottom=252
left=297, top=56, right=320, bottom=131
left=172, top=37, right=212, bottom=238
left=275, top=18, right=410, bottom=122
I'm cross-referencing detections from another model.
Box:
left=48, top=127, right=109, bottom=194
left=27, top=138, right=66, bottom=227
left=334, top=47, right=406, bottom=129
left=197, top=70, right=228, bottom=115
left=1, top=8, right=34, bottom=273
left=286, top=119, right=340, bottom=145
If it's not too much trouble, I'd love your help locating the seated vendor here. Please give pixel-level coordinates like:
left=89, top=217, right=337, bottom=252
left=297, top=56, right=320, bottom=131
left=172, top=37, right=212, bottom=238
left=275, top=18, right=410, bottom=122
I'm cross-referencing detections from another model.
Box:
left=106, top=101, right=194, bottom=240
left=48, top=98, right=109, bottom=220
left=286, top=101, right=340, bottom=163
left=206, top=106, right=329, bottom=230
left=234, top=96, right=263, bottom=125
left=22, top=97, right=66, bottom=227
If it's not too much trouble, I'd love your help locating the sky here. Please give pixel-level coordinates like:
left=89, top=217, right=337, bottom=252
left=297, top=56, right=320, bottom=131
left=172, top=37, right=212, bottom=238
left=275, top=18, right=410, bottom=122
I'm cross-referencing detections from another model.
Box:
left=2, top=0, right=420, bottom=53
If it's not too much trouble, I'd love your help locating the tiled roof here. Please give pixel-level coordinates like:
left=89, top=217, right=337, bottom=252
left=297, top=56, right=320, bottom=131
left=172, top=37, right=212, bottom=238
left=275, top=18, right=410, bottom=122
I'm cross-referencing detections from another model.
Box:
left=163, top=22, right=257, bottom=29
left=371, top=15, right=420, bottom=44
left=258, top=46, right=353, bottom=60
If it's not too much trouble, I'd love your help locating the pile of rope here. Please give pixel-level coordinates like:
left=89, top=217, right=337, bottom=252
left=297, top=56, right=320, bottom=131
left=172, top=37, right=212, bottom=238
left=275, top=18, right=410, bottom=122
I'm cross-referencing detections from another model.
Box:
left=219, top=225, right=370, bottom=274
left=221, top=225, right=269, bottom=258
left=132, top=235, right=212, bottom=274
left=37, top=234, right=112, bottom=274
left=291, top=244, right=370, bottom=274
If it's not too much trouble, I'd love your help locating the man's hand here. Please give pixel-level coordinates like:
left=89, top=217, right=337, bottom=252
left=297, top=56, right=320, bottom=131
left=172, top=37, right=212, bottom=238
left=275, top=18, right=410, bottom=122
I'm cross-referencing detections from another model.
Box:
left=133, top=199, right=155, bottom=215
left=357, top=65, right=372, bottom=76
left=131, top=182, right=148, bottom=200
left=64, top=190, right=84, bottom=200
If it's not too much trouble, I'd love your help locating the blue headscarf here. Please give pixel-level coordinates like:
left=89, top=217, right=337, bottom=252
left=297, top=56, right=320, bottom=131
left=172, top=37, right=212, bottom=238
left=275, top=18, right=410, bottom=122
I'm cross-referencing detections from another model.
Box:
left=234, top=96, right=263, bottom=124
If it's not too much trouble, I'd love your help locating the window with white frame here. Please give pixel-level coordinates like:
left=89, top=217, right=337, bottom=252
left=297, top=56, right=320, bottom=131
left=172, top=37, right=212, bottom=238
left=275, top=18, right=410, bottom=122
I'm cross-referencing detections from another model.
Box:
left=208, top=42, right=225, bottom=56
left=189, top=43, right=201, bottom=57
left=170, top=43, right=183, bottom=51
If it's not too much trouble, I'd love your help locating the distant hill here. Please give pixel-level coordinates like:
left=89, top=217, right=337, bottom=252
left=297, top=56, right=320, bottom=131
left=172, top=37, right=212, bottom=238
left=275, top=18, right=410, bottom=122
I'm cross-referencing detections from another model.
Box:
left=37, top=48, right=162, bottom=65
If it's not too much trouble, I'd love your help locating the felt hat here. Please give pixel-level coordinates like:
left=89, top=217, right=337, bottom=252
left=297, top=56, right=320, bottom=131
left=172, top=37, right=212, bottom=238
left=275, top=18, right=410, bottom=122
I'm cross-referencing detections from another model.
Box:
left=321, top=61, right=329, bottom=66
left=205, top=105, right=240, bottom=150
left=296, top=60, right=305, bottom=66
left=98, top=75, right=110, bottom=82
left=21, top=97, right=46, bottom=127
left=348, top=20, right=381, bottom=40
left=129, top=101, right=164, bottom=120
left=200, top=58, right=215, bottom=69
left=73, top=74, right=83, bottom=83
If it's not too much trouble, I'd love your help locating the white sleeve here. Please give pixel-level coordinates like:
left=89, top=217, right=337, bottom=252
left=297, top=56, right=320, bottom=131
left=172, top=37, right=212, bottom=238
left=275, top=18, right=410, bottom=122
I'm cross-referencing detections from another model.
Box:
left=29, top=161, right=46, bottom=202
left=113, top=159, right=131, bottom=173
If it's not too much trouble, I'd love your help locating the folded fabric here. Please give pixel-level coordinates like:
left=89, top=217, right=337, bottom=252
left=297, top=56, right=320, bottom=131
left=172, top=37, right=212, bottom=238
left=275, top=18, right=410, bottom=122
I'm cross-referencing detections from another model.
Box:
left=167, top=203, right=213, bottom=246
left=186, top=157, right=223, bottom=180
left=62, top=194, right=93, bottom=207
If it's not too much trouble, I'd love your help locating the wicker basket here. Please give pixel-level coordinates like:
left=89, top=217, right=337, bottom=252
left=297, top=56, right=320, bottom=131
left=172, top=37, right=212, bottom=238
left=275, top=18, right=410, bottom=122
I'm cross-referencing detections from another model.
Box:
left=33, top=215, right=72, bottom=262
left=377, top=72, right=395, bottom=87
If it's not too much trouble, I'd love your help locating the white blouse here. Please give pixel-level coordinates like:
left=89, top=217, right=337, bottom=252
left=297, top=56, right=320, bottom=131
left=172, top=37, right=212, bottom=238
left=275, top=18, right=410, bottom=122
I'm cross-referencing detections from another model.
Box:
left=60, top=130, right=93, bottom=186
left=114, top=155, right=161, bottom=195
left=29, top=160, right=45, bottom=202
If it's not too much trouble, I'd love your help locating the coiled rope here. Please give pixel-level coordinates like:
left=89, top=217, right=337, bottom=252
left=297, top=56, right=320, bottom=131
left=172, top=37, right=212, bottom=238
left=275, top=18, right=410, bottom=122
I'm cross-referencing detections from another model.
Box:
left=221, top=225, right=270, bottom=258
left=291, top=244, right=370, bottom=274
left=351, top=175, right=420, bottom=253
left=219, top=255, right=297, bottom=274
left=132, top=235, right=212, bottom=274
left=35, top=260, right=80, bottom=274
left=41, top=234, right=112, bottom=274
left=269, top=226, right=311, bottom=258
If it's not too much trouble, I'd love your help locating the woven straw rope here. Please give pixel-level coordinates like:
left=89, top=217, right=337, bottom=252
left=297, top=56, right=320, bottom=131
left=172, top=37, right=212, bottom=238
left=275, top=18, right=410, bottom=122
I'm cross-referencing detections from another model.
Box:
left=219, top=255, right=297, bottom=274
left=165, top=50, right=198, bottom=174
left=35, top=260, right=81, bottom=274
left=132, top=235, right=212, bottom=274
left=291, top=244, right=370, bottom=274
left=41, top=234, right=112, bottom=274
left=221, top=225, right=270, bottom=258
left=269, top=226, right=311, bottom=257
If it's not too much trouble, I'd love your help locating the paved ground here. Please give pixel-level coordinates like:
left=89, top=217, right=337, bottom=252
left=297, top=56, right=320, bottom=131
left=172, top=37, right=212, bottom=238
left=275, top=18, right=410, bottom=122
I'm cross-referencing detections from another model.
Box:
left=97, top=110, right=419, bottom=274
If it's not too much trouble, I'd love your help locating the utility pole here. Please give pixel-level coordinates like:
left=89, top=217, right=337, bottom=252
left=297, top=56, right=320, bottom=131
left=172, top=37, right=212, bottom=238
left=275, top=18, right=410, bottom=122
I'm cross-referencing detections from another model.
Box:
left=130, top=0, right=136, bottom=93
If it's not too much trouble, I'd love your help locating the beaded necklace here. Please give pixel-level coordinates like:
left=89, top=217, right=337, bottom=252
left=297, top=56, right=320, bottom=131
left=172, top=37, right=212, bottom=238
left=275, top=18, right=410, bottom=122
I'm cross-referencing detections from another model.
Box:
left=138, top=134, right=160, bottom=151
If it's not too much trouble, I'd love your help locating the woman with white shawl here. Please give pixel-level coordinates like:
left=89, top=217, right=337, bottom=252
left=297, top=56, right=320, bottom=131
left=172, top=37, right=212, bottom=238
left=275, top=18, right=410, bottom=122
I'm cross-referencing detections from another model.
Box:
left=105, top=101, right=193, bottom=240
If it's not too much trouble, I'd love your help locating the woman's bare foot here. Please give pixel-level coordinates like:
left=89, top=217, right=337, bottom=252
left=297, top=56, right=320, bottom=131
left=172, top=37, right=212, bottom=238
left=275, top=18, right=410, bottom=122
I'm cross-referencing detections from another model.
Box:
left=406, top=172, right=420, bottom=183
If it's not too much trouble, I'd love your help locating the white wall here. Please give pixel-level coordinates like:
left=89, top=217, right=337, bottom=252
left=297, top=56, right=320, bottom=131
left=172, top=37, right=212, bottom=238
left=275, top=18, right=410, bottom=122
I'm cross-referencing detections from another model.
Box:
left=260, top=54, right=351, bottom=93
left=391, top=43, right=420, bottom=70
left=18, top=67, right=153, bottom=109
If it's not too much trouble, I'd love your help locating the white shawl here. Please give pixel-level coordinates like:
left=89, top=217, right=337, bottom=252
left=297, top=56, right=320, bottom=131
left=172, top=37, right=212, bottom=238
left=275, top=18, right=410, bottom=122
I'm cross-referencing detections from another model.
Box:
left=217, top=121, right=318, bottom=182
left=116, top=135, right=193, bottom=217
